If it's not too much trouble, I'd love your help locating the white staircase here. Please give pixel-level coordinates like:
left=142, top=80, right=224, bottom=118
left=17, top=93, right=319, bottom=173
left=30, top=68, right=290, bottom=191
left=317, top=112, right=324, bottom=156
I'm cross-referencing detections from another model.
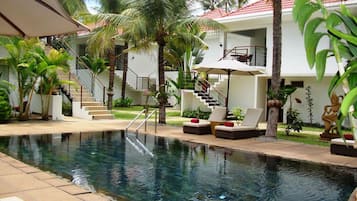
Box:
left=57, top=70, right=114, bottom=120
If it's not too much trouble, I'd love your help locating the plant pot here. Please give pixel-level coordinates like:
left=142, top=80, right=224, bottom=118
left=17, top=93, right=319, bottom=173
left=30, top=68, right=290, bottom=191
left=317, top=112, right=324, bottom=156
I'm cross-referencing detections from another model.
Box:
left=267, top=99, right=282, bottom=108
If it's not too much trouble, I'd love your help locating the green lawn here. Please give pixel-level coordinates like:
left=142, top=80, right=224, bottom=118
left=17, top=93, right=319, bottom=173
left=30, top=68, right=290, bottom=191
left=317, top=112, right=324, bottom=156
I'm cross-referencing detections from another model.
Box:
left=113, top=106, right=344, bottom=147
left=277, top=131, right=330, bottom=147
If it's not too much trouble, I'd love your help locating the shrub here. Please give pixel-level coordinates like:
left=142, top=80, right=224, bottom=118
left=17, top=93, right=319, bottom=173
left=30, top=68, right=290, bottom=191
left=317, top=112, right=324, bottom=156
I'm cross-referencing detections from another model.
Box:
left=62, top=102, right=72, bottom=116
left=183, top=110, right=198, bottom=118
left=232, top=107, right=245, bottom=121
left=114, top=97, right=133, bottom=107
left=286, top=109, right=303, bottom=135
left=182, top=109, right=211, bottom=120
left=0, top=93, right=11, bottom=123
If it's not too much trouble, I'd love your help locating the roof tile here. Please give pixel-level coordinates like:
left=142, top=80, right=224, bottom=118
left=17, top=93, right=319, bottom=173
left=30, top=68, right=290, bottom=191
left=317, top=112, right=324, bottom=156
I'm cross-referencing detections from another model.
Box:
left=200, top=8, right=228, bottom=19
left=227, top=0, right=347, bottom=17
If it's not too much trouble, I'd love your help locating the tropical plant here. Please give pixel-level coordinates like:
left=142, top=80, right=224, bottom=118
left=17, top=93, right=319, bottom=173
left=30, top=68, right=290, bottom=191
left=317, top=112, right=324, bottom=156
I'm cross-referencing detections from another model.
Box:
left=0, top=37, right=43, bottom=120
left=198, top=0, right=248, bottom=12
left=305, top=86, right=314, bottom=125
left=35, top=48, right=72, bottom=120
left=94, top=0, right=222, bottom=124
left=182, top=108, right=211, bottom=119
left=293, top=0, right=357, bottom=138
left=85, top=0, right=131, bottom=110
left=97, top=0, right=130, bottom=101
left=265, top=0, right=282, bottom=138
left=285, top=109, right=303, bottom=135
left=62, top=101, right=72, bottom=116
left=166, top=28, right=208, bottom=105
left=59, top=0, right=89, bottom=21
left=114, top=97, right=133, bottom=107
left=0, top=92, right=11, bottom=123
left=267, top=85, right=297, bottom=107
left=80, top=54, right=107, bottom=94
left=232, top=107, right=245, bottom=121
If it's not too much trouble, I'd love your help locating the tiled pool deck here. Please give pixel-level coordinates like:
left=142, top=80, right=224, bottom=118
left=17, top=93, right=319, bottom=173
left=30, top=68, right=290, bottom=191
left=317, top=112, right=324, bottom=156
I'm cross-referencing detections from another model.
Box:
left=0, top=117, right=356, bottom=201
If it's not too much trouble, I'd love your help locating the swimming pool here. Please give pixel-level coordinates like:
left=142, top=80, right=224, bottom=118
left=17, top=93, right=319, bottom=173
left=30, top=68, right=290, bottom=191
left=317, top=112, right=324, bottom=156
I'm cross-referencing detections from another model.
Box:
left=0, top=131, right=355, bottom=201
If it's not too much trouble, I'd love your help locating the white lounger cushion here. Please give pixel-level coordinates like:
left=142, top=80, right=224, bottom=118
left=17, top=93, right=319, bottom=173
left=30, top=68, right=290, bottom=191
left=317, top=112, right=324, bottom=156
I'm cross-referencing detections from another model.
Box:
left=208, top=106, right=227, bottom=122
left=331, top=138, right=355, bottom=146
left=215, top=125, right=256, bottom=131
left=183, top=121, right=210, bottom=127
left=241, top=108, right=263, bottom=127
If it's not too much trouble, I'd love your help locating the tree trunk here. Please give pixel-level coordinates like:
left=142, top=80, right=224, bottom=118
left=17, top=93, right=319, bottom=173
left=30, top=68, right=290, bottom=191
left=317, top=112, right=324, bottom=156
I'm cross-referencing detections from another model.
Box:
left=41, top=94, right=50, bottom=120
left=265, top=0, right=282, bottom=138
left=107, top=47, right=115, bottom=110
left=158, top=44, right=166, bottom=124
left=121, top=42, right=128, bottom=99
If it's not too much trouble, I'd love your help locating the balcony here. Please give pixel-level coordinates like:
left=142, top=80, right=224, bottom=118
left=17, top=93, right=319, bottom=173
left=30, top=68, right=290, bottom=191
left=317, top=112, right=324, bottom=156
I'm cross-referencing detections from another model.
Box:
left=223, top=46, right=266, bottom=67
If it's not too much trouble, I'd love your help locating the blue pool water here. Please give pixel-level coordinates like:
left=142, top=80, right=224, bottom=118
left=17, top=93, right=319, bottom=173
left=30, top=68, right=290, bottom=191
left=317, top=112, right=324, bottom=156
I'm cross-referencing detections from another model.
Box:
left=0, top=131, right=355, bottom=201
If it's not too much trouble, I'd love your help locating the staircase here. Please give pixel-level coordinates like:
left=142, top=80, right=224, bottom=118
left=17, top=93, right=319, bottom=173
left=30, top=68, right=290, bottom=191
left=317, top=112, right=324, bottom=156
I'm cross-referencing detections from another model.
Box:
left=57, top=70, right=114, bottom=120
left=191, top=79, right=239, bottom=120
left=193, top=90, right=221, bottom=107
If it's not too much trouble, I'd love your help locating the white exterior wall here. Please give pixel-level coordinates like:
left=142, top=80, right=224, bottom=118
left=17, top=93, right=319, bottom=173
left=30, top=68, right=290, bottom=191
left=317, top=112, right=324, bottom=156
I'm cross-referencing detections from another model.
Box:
left=128, top=50, right=157, bottom=77
left=226, top=33, right=251, bottom=49
left=200, top=33, right=223, bottom=65
left=280, top=21, right=338, bottom=76
left=283, top=77, right=344, bottom=125
left=30, top=94, right=64, bottom=120
left=180, top=90, right=210, bottom=115
left=228, top=76, right=257, bottom=110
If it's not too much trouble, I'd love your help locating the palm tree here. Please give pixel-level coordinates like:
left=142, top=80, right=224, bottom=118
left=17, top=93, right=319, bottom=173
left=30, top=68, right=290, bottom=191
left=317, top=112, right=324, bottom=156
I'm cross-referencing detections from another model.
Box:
left=199, top=0, right=248, bottom=12
left=87, top=0, right=130, bottom=110
left=0, top=37, right=43, bottom=120
left=113, top=0, right=221, bottom=124
left=36, top=48, right=72, bottom=120
left=98, top=0, right=130, bottom=101
left=265, top=0, right=282, bottom=138
left=79, top=54, right=107, bottom=94
left=59, top=0, right=89, bottom=19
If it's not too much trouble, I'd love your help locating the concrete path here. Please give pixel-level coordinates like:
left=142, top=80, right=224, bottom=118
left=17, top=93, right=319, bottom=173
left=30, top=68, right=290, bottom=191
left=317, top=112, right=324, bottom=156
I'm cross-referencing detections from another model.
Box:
left=0, top=117, right=356, bottom=201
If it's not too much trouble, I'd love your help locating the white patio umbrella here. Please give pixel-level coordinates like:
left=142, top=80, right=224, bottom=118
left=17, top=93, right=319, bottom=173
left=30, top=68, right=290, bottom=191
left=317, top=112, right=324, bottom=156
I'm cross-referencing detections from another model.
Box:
left=193, top=59, right=264, bottom=110
left=0, top=0, right=88, bottom=37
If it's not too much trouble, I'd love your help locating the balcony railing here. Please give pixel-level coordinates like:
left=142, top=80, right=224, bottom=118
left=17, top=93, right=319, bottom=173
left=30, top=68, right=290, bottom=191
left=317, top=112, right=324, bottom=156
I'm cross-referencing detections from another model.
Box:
left=223, top=46, right=266, bottom=66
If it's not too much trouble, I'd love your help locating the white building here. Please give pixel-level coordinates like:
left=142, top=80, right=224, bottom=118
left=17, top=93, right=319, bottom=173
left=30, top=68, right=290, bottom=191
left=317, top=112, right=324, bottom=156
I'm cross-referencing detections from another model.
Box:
left=182, top=0, right=357, bottom=125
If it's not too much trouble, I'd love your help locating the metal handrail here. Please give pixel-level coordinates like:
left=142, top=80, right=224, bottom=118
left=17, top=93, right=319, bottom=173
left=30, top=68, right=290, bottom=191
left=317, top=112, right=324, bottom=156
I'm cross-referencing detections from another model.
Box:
left=221, top=45, right=267, bottom=66
left=196, top=79, right=226, bottom=106
left=125, top=135, right=154, bottom=157
left=125, top=109, right=146, bottom=132
left=57, top=39, right=107, bottom=105
left=135, top=109, right=157, bottom=134
left=61, top=40, right=106, bottom=87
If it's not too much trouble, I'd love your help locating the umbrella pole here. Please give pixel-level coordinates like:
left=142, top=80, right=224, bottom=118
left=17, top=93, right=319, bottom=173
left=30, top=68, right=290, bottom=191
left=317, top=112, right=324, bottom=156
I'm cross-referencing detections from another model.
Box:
left=225, top=71, right=231, bottom=115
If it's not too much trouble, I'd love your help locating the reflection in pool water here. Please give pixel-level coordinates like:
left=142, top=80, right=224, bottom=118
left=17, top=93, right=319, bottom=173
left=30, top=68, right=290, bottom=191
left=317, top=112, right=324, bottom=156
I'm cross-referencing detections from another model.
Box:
left=0, top=131, right=356, bottom=201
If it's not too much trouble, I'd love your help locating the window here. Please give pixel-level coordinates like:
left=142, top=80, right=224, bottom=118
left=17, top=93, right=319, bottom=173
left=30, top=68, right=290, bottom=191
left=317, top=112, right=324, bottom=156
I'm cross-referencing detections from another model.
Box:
left=115, top=45, right=124, bottom=70
left=291, top=81, right=304, bottom=88
left=76, top=44, right=87, bottom=69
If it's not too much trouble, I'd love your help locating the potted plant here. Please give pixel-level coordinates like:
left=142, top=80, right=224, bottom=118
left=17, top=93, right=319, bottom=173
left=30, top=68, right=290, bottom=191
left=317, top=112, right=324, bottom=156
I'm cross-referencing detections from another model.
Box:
left=267, top=85, right=297, bottom=108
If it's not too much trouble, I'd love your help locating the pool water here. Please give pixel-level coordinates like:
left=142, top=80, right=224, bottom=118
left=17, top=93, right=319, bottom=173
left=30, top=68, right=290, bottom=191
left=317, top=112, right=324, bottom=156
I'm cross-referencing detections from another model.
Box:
left=0, top=131, right=356, bottom=201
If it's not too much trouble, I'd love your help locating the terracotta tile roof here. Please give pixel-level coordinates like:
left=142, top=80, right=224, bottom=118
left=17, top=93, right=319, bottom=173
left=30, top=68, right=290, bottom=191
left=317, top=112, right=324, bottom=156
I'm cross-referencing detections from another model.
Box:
left=200, top=8, right=228, bottom=19
left=77, top=21, right=123, bottom=36
left=227, top=0, right=348, bottom=17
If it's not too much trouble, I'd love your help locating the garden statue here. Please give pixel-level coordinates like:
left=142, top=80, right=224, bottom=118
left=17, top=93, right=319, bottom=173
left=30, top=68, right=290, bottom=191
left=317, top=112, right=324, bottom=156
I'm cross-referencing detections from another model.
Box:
left=320, top=93, right=342, bottom=140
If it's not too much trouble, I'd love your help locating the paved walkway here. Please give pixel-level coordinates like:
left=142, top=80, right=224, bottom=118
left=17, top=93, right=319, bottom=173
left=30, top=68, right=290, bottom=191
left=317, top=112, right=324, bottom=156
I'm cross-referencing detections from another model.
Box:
left=0, top=117, right=356, bottom=201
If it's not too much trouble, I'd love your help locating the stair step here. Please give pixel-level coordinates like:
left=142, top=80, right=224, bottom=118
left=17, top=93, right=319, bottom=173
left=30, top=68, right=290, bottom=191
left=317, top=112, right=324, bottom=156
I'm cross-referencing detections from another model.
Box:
left=205, top=99, right=217, bottom=102
left=72, top=97, right=96, bottom=102
left=81, top=102, right=103, bottom=106
left=88, top=110, right=112, bottom=115
left=93, top=114, right=114, bottom=120
left=84, top=106, right=107, bottom=110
